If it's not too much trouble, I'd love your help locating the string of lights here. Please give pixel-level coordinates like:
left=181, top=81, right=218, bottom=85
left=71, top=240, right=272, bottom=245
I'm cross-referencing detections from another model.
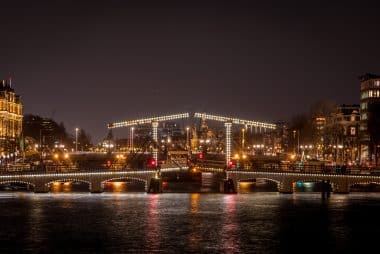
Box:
left=193, top=112, right=276, bottom=129
left=108, top=113, right=190, bottom=128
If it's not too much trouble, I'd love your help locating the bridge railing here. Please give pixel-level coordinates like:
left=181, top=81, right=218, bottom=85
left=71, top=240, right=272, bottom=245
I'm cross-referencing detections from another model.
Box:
left=233, top=163, right=380, bottom=175
left=0, top=161, right=379, bottom=176
left=193, top=159, right=226, bottom=169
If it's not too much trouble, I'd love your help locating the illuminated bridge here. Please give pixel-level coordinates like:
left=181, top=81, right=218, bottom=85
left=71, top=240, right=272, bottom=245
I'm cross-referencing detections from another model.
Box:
left=225, top=170, right=380, bottom=194
left=1, top=167, right=380, bottom=194
left=0, top=169, right=163, bottom=193
left=187, top=166, right=380, bottom=194
left=108, top=112, right=277, bottom=166
left=2, top=112, right=378, bottom=194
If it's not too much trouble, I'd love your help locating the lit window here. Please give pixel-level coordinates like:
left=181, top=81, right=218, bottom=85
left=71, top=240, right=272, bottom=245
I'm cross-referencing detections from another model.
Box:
left=369, top=90, right=373, bottom=97
left=375, top=80, right=380, bottom=87
left=350, top=127, right=356, bottom=136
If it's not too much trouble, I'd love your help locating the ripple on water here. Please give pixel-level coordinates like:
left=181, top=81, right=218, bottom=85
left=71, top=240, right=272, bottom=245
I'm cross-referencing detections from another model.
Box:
left=0, top=192, right=380, bottom=253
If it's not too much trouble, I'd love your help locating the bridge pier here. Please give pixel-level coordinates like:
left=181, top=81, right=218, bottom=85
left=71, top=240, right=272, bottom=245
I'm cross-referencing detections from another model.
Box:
left=34, top=183, right=49, bottom=193
left=333, top=182, right=349, bottom=194
left=220, top=178, right=237, bottom=193
left=90, top=180, right=103, bottom=193
left=321, top=180, right=331, bottom=199
left=224, top=172, right=237, bottom=193
left=147, top=177, right=162, bottom=193
left=278, top=181, right=294, bottom=194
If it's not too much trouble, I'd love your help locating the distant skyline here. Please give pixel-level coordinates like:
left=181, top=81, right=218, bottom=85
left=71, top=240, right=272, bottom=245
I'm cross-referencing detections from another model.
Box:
left=1, top=1, right=379, bottom=142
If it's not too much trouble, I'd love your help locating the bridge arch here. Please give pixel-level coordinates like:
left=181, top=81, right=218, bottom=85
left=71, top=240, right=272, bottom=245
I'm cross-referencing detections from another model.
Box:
left=350, top=180, right=380, bottom=191
left=46, top=178, right=92, bottom=186
left=46, top=178, right=92, bottom=192
left=287, top=177, right=337, bottom=192
left=238, top=177, right=280, bottom=186
left=350, top=180, right=380, bottom=186
left=236, top=177, right=281, bottom=192
left=102, top=176, right=148, bottom=184
left=236, top=176, right=280, bottom=192
left=237, top=176, right=281, bottom=185
left=0, top=180, right=35, bottom=189
left=102, top=176, right=148, bottom=191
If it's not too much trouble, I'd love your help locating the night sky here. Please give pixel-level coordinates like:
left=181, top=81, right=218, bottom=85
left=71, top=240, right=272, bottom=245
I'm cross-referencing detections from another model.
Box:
left=1, top=0, right=379, bottom=143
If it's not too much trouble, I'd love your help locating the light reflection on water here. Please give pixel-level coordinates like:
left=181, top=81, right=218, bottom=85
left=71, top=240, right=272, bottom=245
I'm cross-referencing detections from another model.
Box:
left=146, top=194, right=160, bottom=251
left=0, top=192, right=380, bottom=253
left=221, top=195, right=240, bottom=253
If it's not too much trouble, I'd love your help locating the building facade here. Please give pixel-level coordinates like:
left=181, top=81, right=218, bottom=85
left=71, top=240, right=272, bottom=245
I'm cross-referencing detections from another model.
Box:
left=314, top=116, right=326, bottom=159
left=359, top=73, right=380, bottom=165
left=0, top=79, right=23, bottom=158
left=322, top=105, right=360, bottom=164
left=272, top=121, right=289, bottom=154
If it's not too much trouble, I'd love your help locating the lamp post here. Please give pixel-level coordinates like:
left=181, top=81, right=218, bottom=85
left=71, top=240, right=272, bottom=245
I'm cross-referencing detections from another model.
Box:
left=242, top=128, right=246, bottom=152
left=75, top=128, right=79, bottom=152
left=130, top=127, right=134, bottom=151
left=186, top=127, right=190, bottom=151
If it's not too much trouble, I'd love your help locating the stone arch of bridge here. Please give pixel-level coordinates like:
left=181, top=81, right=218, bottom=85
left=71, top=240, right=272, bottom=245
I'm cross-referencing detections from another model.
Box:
left=349, top=180, right=380, bottom=188
left=236, top=176, right=281, bottom=191
left=102, top=176, right=148, bottom=185
left=0, top=180, right=35, bottom=187
left=46, top=178, right=92, bottom=190
left=102, top=176, right=148, bottom=191
left=287, top=177, right=337, bottom=190
left=238, top=177, right=280, bottom=185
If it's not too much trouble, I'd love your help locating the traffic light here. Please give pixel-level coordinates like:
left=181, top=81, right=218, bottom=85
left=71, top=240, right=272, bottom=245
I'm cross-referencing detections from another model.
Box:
left=148, top=158, right=156, bottom=168
left=198, top=152, right=204, bottom=160
left=227, top=160, right=235, bottom=169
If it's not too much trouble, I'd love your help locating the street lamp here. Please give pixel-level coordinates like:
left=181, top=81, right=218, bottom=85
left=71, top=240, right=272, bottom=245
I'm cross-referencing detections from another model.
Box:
left=186, top=127, right=190, bottom=150
left=242, top=128, right=246, bottom=151
left=130, top=127, right=134, bottom=151
left=75, top=128, right=79, bottom=152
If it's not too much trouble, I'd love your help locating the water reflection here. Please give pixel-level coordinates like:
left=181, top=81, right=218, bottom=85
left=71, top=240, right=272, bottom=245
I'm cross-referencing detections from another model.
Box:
left=222, top=195, right=240, bottom=252
left=190, top=193, right=199, bottom=214
left=28, top=204, right=44, bottom=250
left=188, top=193, right=201, bottom=251
left=1, top=193, right=380, bottom=253
left=145, top=194, right=161, bottom=251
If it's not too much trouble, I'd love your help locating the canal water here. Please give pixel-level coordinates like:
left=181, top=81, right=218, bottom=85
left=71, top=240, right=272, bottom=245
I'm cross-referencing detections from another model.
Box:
left=1, top=192, right=380, bottom=253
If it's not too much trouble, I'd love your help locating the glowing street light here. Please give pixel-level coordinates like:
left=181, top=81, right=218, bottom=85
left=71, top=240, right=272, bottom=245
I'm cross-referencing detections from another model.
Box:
left=186, top=127, right=190, bottom=151
left=130, top=127, right=134, bottom=151
left=242, top=128, right=245, bottom=151
left=75, top=128, right=79, bottom=152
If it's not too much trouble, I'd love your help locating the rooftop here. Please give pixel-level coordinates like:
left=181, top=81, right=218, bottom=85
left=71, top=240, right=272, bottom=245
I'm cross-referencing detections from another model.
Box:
left=359, top=73, right=380, bottom=82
